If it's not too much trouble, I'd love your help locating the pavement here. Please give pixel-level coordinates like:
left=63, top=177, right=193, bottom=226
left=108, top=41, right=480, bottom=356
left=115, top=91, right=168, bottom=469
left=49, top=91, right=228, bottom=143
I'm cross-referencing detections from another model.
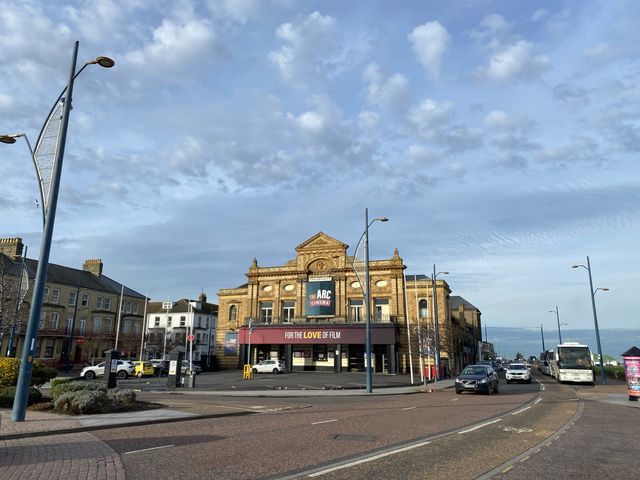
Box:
left=0, top=373, right=635, bottom=480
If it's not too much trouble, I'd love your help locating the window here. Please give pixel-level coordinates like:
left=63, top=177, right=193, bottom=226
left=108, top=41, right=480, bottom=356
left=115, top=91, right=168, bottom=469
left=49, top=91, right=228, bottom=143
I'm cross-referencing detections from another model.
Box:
left=51, top=289, right=60, bottom=304
left=167, top=316, right=172, bottom=327
left=39, top=312, right=46, bottom=330
left=374, top=298, right=390, bottom=322
left=34, top=340, right=41, bottom=358
left=349, top=299, right=363, bottom=322
left=133, top=302, right=139, bottom=314
left=49, top=312, right=59, bottom=331
left=180, top=316, right=186, bottom=327
left=68, top=291, right=77, bottom=306
left=313, top=344, right=328, bottom=361
left=43, top=287, right=49, bottom=303
left=282, top=301, right=295, bottom=322
left=419, top=299, right=428, bottom=319
left=125, top=300, right=132, bottom=313
left=104, top=318, right=112, bottom=333
left=66, top=314, right=74, bottom=334
left=81, top=293, right=89, bottom=307
left=123, top=320, right=132, bottom=334
left=260, top=302, right=273, bottom=324
left=134, top=322, right=141, bottom=335
left=229, top=305, right=237, bottom=322
left=204, top=318, right=209, bottom=329
left=97, top=296, right=103, bottom=309
left=104, top=297, right=111, bottom=310
left=79, top=318, right=86, bottom=334
left=197, top=316, right=202, bottom=328
left=94, top=317, right=102, bottom=333
left=196, top=333, right=201, bottom=343
left=154, top=317, right=160, bottom=327
left=44, top=340, right=54, bottom=358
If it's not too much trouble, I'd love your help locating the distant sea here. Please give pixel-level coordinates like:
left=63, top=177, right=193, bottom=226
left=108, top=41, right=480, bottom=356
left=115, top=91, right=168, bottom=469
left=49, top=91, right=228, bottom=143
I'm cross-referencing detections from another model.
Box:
left=486, top=327, right=640, bottom=361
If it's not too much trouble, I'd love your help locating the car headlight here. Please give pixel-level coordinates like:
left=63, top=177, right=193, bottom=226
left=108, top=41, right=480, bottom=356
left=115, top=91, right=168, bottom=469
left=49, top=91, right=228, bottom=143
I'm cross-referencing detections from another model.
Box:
left=479, top=378, right=488, bottom=383
left=455, top=378, right=462, bottom=383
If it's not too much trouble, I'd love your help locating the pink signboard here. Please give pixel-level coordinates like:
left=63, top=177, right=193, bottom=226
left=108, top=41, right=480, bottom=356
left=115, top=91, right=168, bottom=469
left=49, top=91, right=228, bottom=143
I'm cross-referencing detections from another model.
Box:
left=623, top=355, right=640, bottom=398
left=238, top=325, right=395, bottom=345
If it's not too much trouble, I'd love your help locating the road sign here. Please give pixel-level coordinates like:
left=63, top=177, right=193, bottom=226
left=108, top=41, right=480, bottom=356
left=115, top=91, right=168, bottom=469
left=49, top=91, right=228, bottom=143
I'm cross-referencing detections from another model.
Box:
left=188, top=334, right=194, bottom=342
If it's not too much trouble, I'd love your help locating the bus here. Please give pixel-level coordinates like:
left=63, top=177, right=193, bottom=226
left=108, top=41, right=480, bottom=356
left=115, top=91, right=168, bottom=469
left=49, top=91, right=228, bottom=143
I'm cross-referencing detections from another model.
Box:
left=539, top=350, right=553, bottom=375
left=550, top=342, right=594, bottom=383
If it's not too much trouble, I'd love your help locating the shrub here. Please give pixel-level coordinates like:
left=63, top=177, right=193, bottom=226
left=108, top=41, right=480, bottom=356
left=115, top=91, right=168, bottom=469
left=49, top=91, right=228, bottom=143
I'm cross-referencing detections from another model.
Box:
left=108, top=389, right=136, bottom=410
left=0, top=358, right=20, bottom=387
left=0, top=386, right=43, bottom=408
left=51, top=377, right=74, bottom=389
left=0, top=358, right=58, bottom=387
left=51, top=380, right=106, bottom=400
left=54, top=389, right=109, bottom=414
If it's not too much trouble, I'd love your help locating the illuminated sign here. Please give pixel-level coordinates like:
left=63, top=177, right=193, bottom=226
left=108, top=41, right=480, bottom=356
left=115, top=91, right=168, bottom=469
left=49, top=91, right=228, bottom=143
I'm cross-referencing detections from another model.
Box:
left=306, top=277, right=335, bottom=317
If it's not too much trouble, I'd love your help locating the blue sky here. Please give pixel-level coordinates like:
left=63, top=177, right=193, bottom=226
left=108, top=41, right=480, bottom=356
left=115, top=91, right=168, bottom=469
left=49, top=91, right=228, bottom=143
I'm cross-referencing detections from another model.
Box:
left=1, top=1, right=639, bottom=355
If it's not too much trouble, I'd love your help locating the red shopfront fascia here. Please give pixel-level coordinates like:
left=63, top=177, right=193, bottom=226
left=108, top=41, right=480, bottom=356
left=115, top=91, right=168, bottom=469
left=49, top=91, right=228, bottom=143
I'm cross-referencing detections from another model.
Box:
left=238, top=324, right=396, bottom=345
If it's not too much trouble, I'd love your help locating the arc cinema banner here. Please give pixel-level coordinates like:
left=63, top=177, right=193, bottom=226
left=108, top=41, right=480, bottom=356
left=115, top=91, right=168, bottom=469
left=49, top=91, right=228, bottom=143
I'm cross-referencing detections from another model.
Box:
left=306, top=276, right=335, bottom=317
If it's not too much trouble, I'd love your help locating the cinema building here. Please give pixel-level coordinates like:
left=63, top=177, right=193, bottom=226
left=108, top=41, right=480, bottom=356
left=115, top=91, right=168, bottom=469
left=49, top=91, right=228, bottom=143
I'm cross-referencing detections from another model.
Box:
left=214, top=232, right=482, bottom=376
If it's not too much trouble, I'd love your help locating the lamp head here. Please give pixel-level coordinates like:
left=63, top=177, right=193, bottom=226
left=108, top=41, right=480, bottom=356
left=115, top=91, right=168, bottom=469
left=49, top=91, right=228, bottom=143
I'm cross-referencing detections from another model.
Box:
left=377, top=217, right=389, bottom=222
left=0, top=135, right=17, bottom=144
left=442, top=271, right=449, bottom=275
left=601, top=288, right=610, bottom=291
left=93, top=56, right=115, bottom=68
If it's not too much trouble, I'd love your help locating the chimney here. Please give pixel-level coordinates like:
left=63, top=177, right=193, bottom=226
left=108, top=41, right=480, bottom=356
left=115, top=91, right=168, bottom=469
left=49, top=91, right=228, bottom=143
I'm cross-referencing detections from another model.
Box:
left=198, top=291, right=207, bottom=303
left=0, top=237, right=24, bottom=260
left=83, top=259, right=103, bottom=277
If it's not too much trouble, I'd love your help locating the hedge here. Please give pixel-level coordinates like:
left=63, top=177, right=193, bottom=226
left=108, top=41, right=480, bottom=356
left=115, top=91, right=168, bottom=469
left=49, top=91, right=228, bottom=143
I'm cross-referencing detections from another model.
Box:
left=0, top=358, right=57, bottom=387
left=52, top=386, right=136, bottom=414
left=51, top=380, right=106, bottom=400
left=0, top=386, right=43, bottom=408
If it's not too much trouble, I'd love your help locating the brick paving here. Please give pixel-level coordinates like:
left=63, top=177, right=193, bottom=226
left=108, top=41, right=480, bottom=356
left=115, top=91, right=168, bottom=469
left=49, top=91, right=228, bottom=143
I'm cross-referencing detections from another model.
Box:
left=1, top=410, right=124, bottom=480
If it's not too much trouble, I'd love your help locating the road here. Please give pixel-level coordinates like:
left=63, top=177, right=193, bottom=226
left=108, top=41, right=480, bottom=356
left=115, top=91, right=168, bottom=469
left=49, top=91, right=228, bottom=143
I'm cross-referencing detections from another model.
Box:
left=95, top=373, right=543, bottom=479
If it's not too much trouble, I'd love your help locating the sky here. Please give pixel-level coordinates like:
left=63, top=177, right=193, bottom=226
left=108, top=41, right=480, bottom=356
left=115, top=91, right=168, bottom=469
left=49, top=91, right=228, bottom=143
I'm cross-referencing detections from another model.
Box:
left=1, top=1, right=639, bottom=357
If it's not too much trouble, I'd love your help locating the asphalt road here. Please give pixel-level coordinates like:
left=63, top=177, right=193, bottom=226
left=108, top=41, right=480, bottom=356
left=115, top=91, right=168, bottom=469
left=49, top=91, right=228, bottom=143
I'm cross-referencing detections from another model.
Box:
left=94, top=373, right=542, bottom=479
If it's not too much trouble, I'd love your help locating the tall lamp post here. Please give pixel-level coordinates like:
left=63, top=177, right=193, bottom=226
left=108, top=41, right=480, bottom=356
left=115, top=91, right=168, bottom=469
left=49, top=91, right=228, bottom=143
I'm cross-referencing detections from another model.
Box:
left=548, top=306, right=568, bottom=344
left=537, top=324, right=546, bottom=351
left=431, top=266, right=448, bottom=381
left=572, top=256, right=609, bottom=385
left=3, top=42, right=114, bottom=422
left=353, top=208, right=388, bottom=393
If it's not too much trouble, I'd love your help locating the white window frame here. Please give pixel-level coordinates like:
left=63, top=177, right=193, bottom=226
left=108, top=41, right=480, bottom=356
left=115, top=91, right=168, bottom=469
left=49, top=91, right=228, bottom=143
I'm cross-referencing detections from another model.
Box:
left=51, top=288, right=60, bottom=304
left=94, top=317, right=102, bottom=333
left=68, top=291, right=77, bottom=306
left=81, top=293, right=89, bottom=307
left=49, top=312, right=59, bottom=331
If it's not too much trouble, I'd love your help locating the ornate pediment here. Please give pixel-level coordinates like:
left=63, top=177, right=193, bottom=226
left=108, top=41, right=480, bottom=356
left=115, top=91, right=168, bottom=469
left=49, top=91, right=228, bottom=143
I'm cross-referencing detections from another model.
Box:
left=295, top=232, right=348, bottom=253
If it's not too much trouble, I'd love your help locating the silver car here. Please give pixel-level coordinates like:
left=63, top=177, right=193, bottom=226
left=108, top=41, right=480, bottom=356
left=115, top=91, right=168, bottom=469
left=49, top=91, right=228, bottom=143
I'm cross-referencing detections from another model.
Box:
left=252, top=359, right=286, bottom=374
left=80, top=360, right=135, bottom=380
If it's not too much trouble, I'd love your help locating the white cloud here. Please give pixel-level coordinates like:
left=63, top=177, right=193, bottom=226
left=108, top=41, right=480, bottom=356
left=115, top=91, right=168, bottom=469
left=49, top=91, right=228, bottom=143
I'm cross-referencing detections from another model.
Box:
left=210, top=0, right=260, bottom=24
left=268, top=11, right=336, bottom=82
left=484, top=110, right=510, bottom=129
left=124, top=18, right=216, bottom=71
left=531, top=10, right=549, bottom=22
left=358, top=111, right=380, bottom=131
left=478, top=40, right=551, bottom=82
left=363, top=63, right=409, bottom=110
left=0, top=93, right=14, bottom=111
left=408, top=21, right=450, bottom=80
left=408, top=99, right=453, bottom=133
left=583, top=42, right=618, bottom=62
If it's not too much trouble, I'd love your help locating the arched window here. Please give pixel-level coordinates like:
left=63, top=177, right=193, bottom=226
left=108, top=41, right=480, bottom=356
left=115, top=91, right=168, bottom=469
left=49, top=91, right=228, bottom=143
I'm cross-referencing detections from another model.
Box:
left=229, top=305, right=237, bottom=322
left=419, top=299, right=428, bottom=319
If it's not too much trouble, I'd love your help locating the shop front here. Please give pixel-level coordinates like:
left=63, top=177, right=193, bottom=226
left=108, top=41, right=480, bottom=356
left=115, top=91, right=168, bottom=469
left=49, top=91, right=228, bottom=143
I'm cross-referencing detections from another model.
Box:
left=238, top=324, right=398, bottom=373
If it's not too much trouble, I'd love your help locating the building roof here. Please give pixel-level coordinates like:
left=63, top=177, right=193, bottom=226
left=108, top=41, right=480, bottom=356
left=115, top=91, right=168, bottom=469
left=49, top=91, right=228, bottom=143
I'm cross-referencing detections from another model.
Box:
left=0, top=252, right=145, bottom=298
left=450, top=296, right=479, bottom=311
left=147, top=298, right=218, bottom=315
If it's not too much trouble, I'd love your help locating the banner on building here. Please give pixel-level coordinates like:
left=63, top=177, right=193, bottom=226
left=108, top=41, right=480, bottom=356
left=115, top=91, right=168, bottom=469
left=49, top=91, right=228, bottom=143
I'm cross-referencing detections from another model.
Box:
left=306, top=276, right=335, bottom=317
left=223, top=332, right=238, bottom=355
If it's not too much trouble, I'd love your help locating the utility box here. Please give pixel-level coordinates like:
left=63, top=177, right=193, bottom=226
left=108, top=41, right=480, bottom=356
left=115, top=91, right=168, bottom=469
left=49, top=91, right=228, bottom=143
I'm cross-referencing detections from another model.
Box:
left=167, top=351, right=184, bottom=390
left=103, top=350, right=120, bottom=389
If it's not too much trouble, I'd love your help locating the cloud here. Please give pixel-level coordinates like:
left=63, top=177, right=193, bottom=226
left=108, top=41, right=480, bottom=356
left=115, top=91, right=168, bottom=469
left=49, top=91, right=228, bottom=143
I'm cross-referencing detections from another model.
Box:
left=358, top=111, right=380, bottom=131
left=123, top=17, right=217, bottom=72
left=407, top=99, right=453, bottom=136
left=469, top=13, right=510, bottom=48
left=583, top=42, right=618, bottom=63
left=408, top=21, right=450, bottom=80
left=268, top=11, right=337, bottom=82
left=363, top=63, right=409, bottom=111
left=478, top=40, right=551, bottom=82
left=208, top=0, right=260, bottom=24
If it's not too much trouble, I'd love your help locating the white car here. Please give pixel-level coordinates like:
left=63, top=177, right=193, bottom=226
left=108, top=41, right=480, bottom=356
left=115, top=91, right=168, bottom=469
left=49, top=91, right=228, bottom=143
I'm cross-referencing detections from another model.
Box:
left=252, top=359, right=286, bottom=374
left=505, top=363, right=532, bottom=384
left=81, top=360, right=135, bottom=380
left=181, top=360, right=202, bottom=375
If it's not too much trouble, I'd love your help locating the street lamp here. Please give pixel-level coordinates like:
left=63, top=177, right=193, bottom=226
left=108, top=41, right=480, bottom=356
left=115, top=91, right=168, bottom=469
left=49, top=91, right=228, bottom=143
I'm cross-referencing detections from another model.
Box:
left=6, top=42, right=114, bottom=422
left=572, top=256, right=609, bottom=385
left=536, top=324, right=546, bottom=351
left=431, top=266, right=448, bottom=381
left=548, top=306, right=567, bottom=344
left=353, top=208, right=388, bottom=393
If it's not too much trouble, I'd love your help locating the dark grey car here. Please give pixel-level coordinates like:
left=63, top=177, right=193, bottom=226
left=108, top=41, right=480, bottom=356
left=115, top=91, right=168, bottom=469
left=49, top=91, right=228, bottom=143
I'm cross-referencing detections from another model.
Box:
left=455, top=365, right=500, bottom=395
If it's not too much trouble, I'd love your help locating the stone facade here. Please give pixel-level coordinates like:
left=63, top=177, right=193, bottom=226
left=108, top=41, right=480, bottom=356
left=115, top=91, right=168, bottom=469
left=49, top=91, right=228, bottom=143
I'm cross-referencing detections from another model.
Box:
left=215, top=232, right=481, bottom=376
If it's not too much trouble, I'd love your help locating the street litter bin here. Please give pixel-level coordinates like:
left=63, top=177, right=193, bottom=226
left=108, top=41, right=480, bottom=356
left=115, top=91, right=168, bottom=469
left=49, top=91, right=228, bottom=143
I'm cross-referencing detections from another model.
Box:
left=186, top=372, right=196, bottom=388
left=621, top=346, right=640, bottom=401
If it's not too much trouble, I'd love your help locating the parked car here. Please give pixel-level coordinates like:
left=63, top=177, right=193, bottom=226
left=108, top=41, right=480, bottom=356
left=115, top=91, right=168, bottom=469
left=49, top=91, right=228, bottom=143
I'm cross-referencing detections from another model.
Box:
left=149, top=359, right=170, bottom=375
left=252, top=359, right=286, bottom=374
left=506, top=363, right=532, bottom=383
left=81, top=360, right=135, bottom=380
left=132, top=361, right=155, bottom=377
left=181, top=360, right=202, bottom=375
left=455, top=364, right=500, bottom=395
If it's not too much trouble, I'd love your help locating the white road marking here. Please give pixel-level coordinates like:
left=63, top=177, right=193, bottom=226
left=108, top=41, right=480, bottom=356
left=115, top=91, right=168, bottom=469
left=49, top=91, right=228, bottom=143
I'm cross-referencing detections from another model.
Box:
left=402, top=406, right=416, bottom=410
left=511, top=406, right=531, bottom=415
left=124, top=445, right=174, bottom=455
left=308, top=440, right=432, bottom=477
left=311, top=419, right=338, bottom=425
left=451, top=398, right=459, bottom=402
left=458, top=418, right=502, bottom=434
left=503, top=427, right=533, bottom=434
left=534, top=397, right=542, bottom=405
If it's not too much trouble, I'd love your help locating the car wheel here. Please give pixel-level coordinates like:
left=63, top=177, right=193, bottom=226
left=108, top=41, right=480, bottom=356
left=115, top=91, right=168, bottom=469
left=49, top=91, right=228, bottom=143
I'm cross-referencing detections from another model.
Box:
left=494, top=383, right=499, bottom=394
left=456, top=390, right=462, bottom=395
left=506, top=379, right=511, bottom=384
left=272, top=368, right=279, bottom=374
left=486, top=385, right=492, bottom=395
left=117, top=370, right=128, bottom=379
left=84, top=371, right=96, bottom=380
left=527, top=378, right=532, bottom=383
left=252, top=368, right=258, bottom=374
